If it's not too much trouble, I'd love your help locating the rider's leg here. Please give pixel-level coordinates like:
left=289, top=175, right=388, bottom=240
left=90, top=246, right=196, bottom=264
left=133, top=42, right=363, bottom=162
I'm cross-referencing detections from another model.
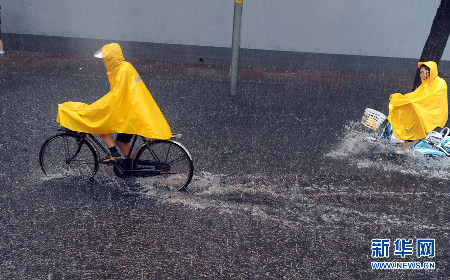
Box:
left=115, top=134, right=133, bottom=168
left=116, top=140, right=133, bottom=159
left=100, top=134, right=115, bottom=148
left=115, top=133, right=134, bottom=158
left=99, top=134, right=121, bottom=158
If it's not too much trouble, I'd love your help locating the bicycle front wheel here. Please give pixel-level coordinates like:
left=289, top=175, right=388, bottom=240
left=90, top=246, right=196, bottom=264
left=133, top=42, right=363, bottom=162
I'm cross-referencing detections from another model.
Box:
left=39, top=133, right=99, bottom=179
left=134, top=140, right=193, bottom=191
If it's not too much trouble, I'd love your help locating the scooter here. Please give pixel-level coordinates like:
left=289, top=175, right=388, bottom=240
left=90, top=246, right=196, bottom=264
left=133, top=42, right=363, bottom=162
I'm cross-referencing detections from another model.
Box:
left=361, top=108, right=450, bottom=157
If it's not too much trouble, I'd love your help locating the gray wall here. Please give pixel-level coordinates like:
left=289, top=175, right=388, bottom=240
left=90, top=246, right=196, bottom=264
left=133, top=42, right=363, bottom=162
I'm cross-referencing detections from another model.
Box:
left=1, top=0, right=449, bottom=60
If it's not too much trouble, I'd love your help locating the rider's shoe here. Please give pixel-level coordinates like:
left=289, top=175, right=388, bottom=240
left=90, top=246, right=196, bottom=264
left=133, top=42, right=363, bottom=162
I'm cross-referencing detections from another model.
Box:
left=100, top=155, right=121, bottom=164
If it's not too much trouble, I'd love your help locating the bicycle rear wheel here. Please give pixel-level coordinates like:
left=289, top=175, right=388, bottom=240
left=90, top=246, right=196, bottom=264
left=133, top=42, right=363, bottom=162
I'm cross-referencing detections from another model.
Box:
left=134, top=140, right=193, bottom=191
left=39, top=133, right=98, bottom=179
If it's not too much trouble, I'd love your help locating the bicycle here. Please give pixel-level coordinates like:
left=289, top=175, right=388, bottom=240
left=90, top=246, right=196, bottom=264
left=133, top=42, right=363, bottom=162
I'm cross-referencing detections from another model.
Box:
left=39, top=127, right=194, bottom=191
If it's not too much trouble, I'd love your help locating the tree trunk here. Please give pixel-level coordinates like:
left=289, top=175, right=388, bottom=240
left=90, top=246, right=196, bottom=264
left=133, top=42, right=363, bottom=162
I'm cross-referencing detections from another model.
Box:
left=413, top=0, right=450, bottom=90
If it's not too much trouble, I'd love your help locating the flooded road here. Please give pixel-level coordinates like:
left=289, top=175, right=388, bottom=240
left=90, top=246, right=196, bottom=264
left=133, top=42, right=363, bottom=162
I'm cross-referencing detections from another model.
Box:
left=0, top=52, right=448, bottom=279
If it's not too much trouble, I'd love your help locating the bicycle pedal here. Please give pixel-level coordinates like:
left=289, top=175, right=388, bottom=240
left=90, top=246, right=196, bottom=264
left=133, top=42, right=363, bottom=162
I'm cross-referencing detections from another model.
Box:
left=100, top=155, right=121, bottom=164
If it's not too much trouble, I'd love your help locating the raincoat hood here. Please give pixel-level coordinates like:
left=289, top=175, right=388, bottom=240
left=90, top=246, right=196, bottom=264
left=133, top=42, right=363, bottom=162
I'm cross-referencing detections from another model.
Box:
left=57, top=43, right=172, bottom=139
left=387, top=61, right=448, bottom=140
left=101, top=43, right=124, bottom=72
left=418, top=61, right=438, bottom=84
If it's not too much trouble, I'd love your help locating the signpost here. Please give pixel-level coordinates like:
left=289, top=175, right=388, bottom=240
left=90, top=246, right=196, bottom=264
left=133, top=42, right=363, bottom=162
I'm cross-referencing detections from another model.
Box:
left=230, top=0, right=243, bottom=96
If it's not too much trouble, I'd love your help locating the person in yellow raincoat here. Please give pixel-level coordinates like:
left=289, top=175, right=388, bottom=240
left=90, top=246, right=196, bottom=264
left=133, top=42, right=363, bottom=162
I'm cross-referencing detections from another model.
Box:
left=57, top=43, right=172, bottom=162
left=387, top=61, right=448, bottom=148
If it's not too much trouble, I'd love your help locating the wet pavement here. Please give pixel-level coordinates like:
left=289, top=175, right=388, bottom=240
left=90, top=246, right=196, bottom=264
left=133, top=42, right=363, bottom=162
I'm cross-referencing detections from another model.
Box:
left=0, top=51, right=449, bottom=279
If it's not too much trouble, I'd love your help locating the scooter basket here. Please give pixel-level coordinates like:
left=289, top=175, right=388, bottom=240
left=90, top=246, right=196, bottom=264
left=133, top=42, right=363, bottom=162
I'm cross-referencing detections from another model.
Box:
left=361, top=108, right=387, bottom=131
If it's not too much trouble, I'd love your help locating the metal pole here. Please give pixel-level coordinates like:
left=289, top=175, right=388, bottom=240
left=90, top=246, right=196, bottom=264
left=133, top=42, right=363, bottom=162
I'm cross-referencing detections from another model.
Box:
left=230, top=0, right=243, bottom=96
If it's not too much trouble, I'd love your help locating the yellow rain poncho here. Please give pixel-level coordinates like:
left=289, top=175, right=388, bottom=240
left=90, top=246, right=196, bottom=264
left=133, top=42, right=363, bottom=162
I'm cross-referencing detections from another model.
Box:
left=387, top=61, right=448, bottom=140
left=57, top=43, right=171, bottom=140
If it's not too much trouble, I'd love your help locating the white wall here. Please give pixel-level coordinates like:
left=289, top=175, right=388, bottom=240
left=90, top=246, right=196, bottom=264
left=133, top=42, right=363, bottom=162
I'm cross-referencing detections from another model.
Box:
left=2, top=0, right=449, bottom=60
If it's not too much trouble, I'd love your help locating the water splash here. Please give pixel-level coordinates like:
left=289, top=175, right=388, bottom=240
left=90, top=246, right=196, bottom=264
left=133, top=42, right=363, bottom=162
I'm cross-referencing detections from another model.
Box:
left=326, top=121, right=389, bottom=157
left=327, top=121, right=450, bottom=180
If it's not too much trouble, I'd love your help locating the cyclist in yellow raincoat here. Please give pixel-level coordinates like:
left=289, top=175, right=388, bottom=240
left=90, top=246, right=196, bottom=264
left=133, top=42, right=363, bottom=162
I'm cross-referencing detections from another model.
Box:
left=57, top=43, right=172, bottom=162
left=387, top=61, right=448, bottom=143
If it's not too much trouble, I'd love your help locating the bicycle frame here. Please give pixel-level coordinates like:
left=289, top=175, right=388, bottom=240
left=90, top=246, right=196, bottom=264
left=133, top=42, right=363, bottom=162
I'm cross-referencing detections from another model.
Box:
left=84, top=133, right=142, bottom=161
left=83, top=133, right=169, bottom=174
